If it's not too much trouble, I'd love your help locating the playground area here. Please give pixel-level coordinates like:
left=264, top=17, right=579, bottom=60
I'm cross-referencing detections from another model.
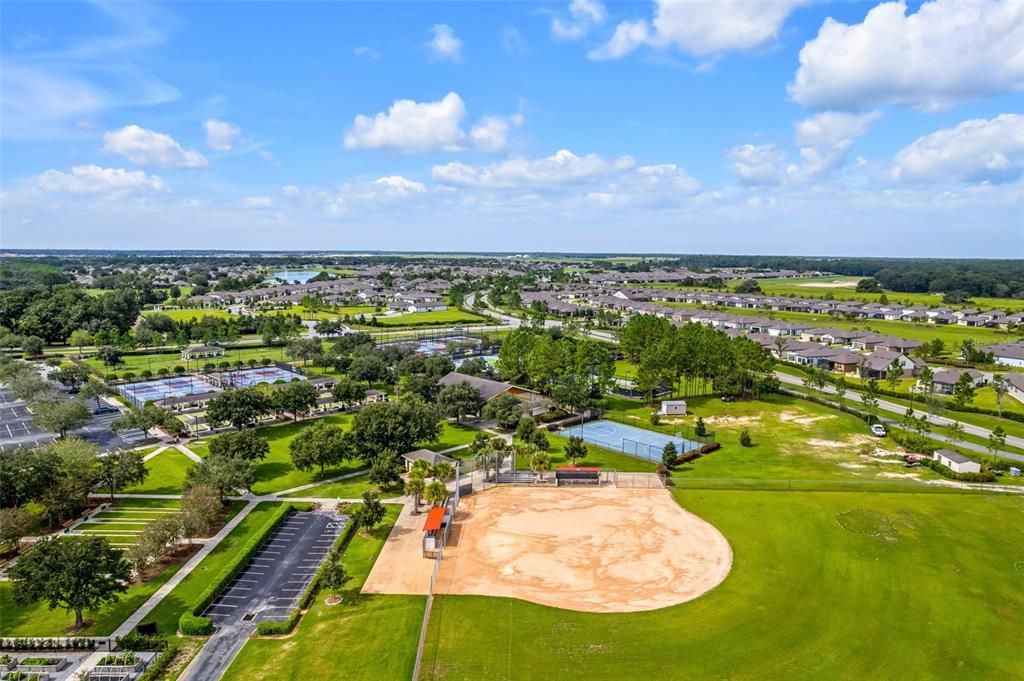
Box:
left=367, top=486, right=732, bottom=613
left=210, top=366, right=305, bottom=388
left=563, top=419, right=700, bottom=462
left=118, top=376, right=220, bottom=407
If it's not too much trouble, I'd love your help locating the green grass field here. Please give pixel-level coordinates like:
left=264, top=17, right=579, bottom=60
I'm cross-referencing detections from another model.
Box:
left=188, top=414, right=363, bottom=494
left=421, top=489, right=1024, bottom=680
left=121, top=448, right=196, bottom=495
left=283, top=472, right=376, bottom=499
left=84, top=345, right=291, bottom=377
left=747, top=276, right=1024, bottom=312
left=353, top=308, right=489, bottom=328
left=222, top=505, right=423, bottom=681
left=657, top=301, right=1023, bottom=349
left=426, top=421, right=481, bottom=452
left=0, top=500, right=184, bottom=636
left=141, top=308, right=234, bottom=322
left=140, top=502, right=285, bottom=635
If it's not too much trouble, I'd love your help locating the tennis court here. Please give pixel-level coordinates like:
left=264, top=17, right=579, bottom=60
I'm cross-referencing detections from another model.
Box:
left=216, top=366, right=305, bottom=388
left=379, top=335, right=480, bottom=357
left=564, top=419, right=699, bottom=462
left=119, top=376, right=220, bottom=407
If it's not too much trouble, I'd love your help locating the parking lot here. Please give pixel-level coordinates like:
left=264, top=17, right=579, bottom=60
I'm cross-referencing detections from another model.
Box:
left=186, top=509, right=347, bottom=680
left=0, top=387, right=56, bottom=450
left=205, top=509, right=346, bottom=623
left=0, top=386, right=147, bottom=452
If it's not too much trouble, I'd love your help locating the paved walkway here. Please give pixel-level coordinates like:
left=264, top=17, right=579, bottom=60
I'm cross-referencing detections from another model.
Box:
left=272, top=467, right=370, bottom=496
left=112, top=500, right=257, bottom=637
left=175, top=443, right=203, bottom=463
left=142, top=445, right=169, bottom=461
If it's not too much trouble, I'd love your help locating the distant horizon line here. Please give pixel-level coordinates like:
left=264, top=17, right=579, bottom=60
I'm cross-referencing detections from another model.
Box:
left=2, top=249, right=1018, bottom=263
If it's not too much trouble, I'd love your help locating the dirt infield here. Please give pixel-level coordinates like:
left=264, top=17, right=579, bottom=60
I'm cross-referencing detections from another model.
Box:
left=368, top=486, right=728, bottom=613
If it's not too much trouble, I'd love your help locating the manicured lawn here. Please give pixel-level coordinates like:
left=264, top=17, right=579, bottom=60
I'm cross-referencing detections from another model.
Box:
left=189, top=414, right=363, bottom=494
left=84, top=345, right=292, bottom=377
left=222, top=505, right=423, bottom=681
left=421, top=490, right=1024, bottom=680
left=140, top=502, right=285, bottom=636
left=354, top=308, right=489, bottom=328
left=142, top=308, right=234, bottom=322
left=0, top=557, right=187, bottom=637
left=285, top=303, right=377, bottom=320
left=425, top=421, right=481, bottom=452
left=283, top=472, right=376, bottom=499
left=603, top=393, right=954, bottom=482
left=659, top=301, right=1023, bottom=349
left=122, top=448, right=195, bottom=495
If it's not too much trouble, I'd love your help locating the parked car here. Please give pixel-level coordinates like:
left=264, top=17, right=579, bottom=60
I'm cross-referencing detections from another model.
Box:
left=93, top=405, right=119, bottom=415
left=870, top=424, right=887, bottom=437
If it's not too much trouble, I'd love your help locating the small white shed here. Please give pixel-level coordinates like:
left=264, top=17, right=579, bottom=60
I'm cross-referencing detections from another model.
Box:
left=933, top=449, right=981, bottom=475
left=659, top=400, right=687, bottom=416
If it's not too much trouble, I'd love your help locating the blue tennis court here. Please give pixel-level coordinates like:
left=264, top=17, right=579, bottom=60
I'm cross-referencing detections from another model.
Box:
left=217, top=366, right=305, bottom=388
left=564, top=419, right=699, bottom=463
left=119, top=376, right=220, bottom=407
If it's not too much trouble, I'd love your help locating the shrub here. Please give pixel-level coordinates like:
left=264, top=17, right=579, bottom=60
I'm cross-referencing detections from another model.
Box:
left=739, top=428, right=753, bottom=447
left=177, top=612, right=212, bottom=636
left=140, top=369, right=153, bottom=379
left=122, top=371, right=136, bottom=381
left=650, top=412, right=661, bottom=426
left=173, top=365, right=186, bottom=375
left=137, top=641, right=183, bottom=681
left=115, top=631, right=167, bottom=652
left=694, top=417, right=707, bottom=437
left=698, top=442, right=721, bottom=455
left=183, top=503, right=297, bottom=631
left=157, top=368, right=169, bottom=377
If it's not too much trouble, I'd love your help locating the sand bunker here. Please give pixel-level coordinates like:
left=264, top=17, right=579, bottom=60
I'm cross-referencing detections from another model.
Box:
left=433, top=487, right=731, bottom=613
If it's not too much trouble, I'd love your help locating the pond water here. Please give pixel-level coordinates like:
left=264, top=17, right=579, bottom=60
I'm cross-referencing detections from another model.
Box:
left=266, top=270, right=322, bottom=284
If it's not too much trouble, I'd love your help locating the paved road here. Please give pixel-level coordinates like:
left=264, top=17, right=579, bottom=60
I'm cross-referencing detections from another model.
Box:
left=775, top=373, right=1024, bottom=463
left=180, top=509, right=346, bottom=681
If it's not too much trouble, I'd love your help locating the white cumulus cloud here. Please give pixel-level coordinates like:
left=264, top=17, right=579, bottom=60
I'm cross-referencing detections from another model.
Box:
left=344, top=92, right=521, bottom=153
left=552, top=0, right=608, bottom=40
left=590, top=0, right=808, bottom=60
left=432, top=149, right=635, bottom=189
left=791, top=110, right=881, bottom=180
left=727, top=144, right=786, bottom=185
left=789, top=0, right=1024, bottom=112
left=103, top=124, right=208, bottom=168
left=204, top=119, right=241, bottom=151
left=890, top=114, right=1024, bottom=183
left=427, top=24, right=462, bottom=61
left=36, top=164, right=165, bottom=193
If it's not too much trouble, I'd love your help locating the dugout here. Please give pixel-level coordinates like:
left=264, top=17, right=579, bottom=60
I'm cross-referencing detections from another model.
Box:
left=555, top=467, right=601, bottom=486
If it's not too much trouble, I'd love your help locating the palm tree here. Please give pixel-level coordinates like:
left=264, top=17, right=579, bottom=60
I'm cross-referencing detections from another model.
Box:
left=410, top=459, right=431, bottom=479
left=474, top=449, right=493, bottom=481
left=404, top=474, right=426, bottom=514
left=425, top=480, right=448, bottom=508
left=528, top=451, right=551, bottom=480
left=432, top=461, right=455, bottom=481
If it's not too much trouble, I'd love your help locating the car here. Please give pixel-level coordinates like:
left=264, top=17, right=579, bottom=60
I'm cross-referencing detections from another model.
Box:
left=870, top=424, right=887, bottom=437
left=93, top=405, right=120, bottom=415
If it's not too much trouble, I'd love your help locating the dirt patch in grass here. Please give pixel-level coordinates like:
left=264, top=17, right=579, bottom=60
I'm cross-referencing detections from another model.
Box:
left=835, top=509, right=898, bottom=540
left=838, top=462, right=867, bottom=469
left=807, top=438, right=852, bottom=449
left=778, top=411, right=835, bottom=426
left=704, top=415, right=761, bottom=427
left=877, top=472, right=921, bottom=480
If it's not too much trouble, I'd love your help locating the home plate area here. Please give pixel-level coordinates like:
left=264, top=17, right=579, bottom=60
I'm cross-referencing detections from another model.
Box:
left=204, top=510, right=346, bottom=623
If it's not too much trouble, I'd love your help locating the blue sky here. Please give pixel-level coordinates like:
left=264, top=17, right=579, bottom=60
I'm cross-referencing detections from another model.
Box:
left=1, top=0, right=1021, bottom=256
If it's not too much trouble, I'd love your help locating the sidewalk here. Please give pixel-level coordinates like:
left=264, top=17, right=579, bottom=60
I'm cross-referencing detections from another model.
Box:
left=112, top=500, right=257, bottom=637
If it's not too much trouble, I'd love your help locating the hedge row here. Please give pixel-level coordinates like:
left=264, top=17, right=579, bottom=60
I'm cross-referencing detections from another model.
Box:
left=780, top=361, right=1024, bottom=424
left=177, top=503, right=301, bottom=636
left=137, top=640, right=183, bottom=681
left=255, top=510, right=361, bottom=636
